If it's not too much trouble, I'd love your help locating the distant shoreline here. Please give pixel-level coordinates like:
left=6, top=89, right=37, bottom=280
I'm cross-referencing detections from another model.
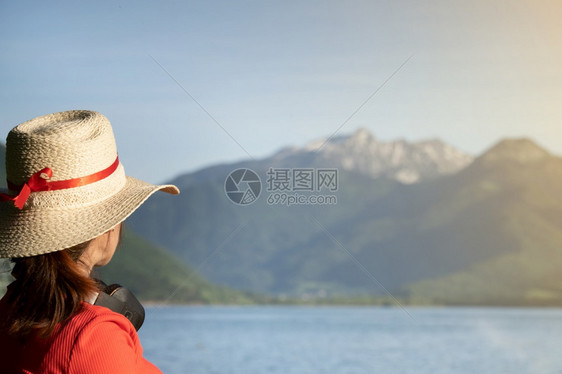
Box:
left=140, top=295, right=562, bottom=309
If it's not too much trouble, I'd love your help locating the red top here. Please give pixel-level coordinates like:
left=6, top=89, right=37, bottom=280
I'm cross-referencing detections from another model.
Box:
left=0, top=301, right=162, bottom=374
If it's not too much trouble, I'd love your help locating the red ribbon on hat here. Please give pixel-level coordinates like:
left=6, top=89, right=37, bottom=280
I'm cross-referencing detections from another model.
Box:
left=0, top=156, right=120, bottom=209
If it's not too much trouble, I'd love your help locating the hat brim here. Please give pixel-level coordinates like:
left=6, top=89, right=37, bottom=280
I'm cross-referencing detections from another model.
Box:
left=0, top=176, right=179, bottom=258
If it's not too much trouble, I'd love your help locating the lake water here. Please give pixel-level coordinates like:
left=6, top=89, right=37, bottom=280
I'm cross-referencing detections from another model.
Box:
left=139, top=306, right=562, bottom=374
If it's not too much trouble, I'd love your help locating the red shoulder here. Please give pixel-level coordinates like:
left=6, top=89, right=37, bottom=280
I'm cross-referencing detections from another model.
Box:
left=65, top=303, right=161, bottom=373
left=74, top=302, right=136, bottom=331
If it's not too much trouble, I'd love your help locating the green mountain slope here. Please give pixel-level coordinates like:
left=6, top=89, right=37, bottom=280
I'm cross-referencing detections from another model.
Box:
left=401, top=140, right=562, bottom=305
left=97, top=228, right=254, bottom=303
left=129, top=169, right=399, bottom=294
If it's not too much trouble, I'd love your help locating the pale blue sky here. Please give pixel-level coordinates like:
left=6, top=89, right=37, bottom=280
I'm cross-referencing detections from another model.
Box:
left=1, top=0, right=561, bottom=183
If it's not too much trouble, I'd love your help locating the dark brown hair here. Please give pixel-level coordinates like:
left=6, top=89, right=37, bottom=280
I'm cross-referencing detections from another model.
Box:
left=4, top=240, right=99, bottom=339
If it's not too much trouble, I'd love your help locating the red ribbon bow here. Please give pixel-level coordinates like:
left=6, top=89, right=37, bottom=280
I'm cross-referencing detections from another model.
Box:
left=0, top=168, right=53, bottom=209
left=0, top=157, right=119, bottom=210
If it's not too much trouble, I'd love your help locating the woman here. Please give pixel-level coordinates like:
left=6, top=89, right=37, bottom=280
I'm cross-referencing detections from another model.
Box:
left=0, top=110, right=179, bottom=373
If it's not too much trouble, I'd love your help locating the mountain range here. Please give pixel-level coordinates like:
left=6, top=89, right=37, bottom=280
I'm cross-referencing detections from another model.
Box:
left=3, top=129, right=562, bottom=306
left=128, top=129, right=562, bottom=305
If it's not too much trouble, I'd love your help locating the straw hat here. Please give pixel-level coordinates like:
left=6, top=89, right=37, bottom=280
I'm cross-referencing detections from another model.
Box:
left=0, top=110, right=179, bottom=258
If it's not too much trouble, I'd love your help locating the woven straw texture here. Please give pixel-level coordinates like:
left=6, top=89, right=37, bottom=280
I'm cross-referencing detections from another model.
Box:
left=0, top=110, right=179, bottom=258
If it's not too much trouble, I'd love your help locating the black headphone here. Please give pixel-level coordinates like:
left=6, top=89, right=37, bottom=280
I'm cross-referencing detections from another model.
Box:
left=93, top=280, right=145, bottom=331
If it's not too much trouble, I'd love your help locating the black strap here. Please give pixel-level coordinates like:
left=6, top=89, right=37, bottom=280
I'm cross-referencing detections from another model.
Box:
left=94, top=282, right=145, bottom=331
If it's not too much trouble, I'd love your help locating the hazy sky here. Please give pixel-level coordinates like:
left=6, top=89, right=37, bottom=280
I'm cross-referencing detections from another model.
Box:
left=1, top=0, right=561, bottom=183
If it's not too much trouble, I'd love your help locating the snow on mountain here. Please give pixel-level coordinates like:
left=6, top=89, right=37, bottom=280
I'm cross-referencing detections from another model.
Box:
left=271, top=128, right=474, bottom=184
